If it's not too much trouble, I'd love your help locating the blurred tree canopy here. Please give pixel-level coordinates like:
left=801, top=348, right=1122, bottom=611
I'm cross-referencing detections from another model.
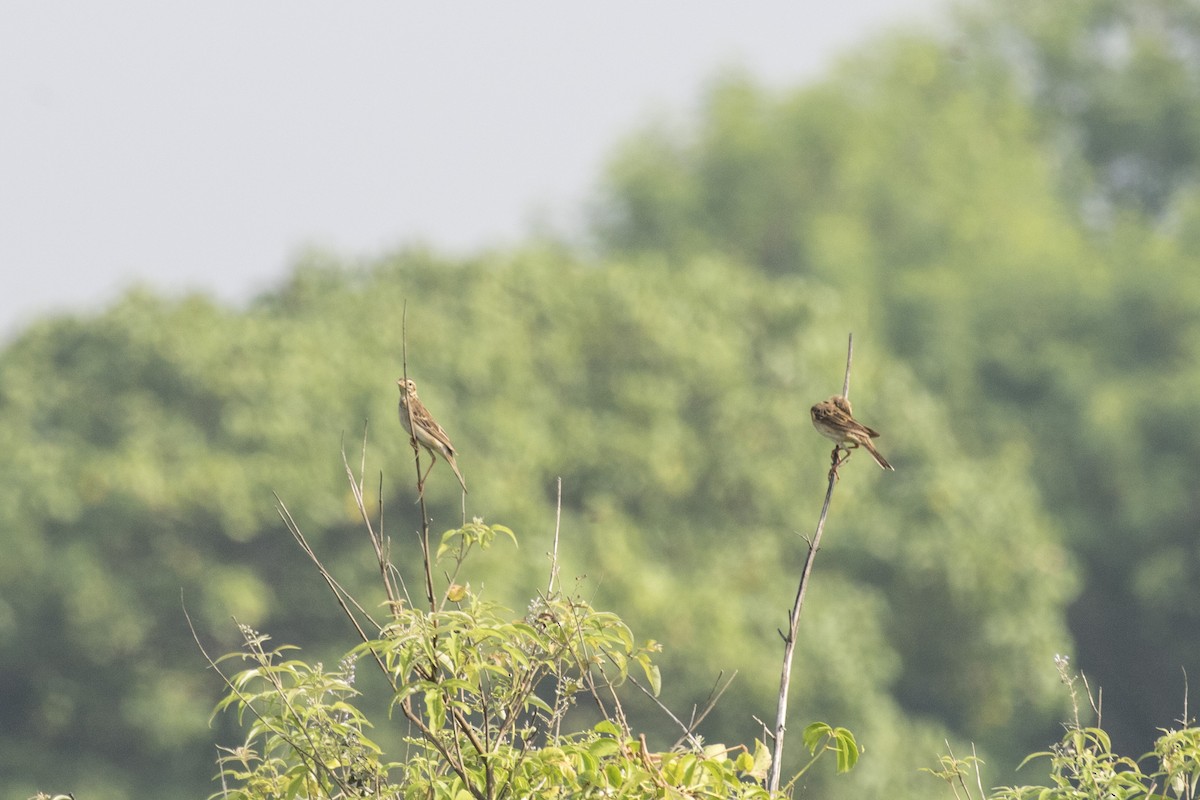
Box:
left=0, top=249, right=1073, bottom=799
left=593, top=0, right=1200, bottom=761
left=5, top=0, right=1200, bottom=798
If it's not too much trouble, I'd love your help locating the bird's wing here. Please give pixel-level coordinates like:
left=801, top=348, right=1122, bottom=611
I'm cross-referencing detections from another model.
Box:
left=821, top=403, right=880, bottom=438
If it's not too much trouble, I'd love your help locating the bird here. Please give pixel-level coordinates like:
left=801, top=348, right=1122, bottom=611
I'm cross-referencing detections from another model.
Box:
left=397, top=377, right=468, bottom=493
left=810, top=394, right=894, bottom=470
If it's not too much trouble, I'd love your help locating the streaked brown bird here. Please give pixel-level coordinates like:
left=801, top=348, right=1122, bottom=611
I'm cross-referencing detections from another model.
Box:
left=810, top=394, right=894, bottom=470
left=397, top=377, right=468, bottom=493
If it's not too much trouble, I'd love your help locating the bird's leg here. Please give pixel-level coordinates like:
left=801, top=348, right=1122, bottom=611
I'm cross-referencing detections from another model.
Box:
left=421, top=453, right=439, bottom=487
left=829, top=446, right=844, bottom=481
left=409, top=437, right=430, bottom=499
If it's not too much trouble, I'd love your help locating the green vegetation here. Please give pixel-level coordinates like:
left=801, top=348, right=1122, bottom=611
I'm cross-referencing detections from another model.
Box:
left=3, top=249, right=1070, bottom=799
left=927, top=656, right=1200, bottom=800
left=201, top=476, right=858, bottom=800
left=9, top=0, right=1200, bottom=797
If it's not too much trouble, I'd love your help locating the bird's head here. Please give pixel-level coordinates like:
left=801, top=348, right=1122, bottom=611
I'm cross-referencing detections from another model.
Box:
left=397, top=378, right=420, bottom=403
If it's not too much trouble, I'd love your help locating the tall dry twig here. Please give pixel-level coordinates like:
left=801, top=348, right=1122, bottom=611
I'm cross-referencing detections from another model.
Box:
left=841, top=334, right=853, bottom=397
left=400, top=302, right=437, bottom=611
left=768, top=333, right=854, bottom=792
left=547, top=477, right=563, bottom=596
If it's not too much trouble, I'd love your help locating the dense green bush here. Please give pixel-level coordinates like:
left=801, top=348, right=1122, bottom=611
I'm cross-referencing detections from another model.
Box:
left=202, top=464, right=859, bottom=799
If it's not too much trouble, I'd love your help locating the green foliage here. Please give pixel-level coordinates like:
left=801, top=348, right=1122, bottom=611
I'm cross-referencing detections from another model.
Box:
left=927, top=661, right=1200, bottom=800
left=207, top=517, right=841, bottom=800
left=799, top=723, right=860, bottom=778
left=22, top=0, right=1200, bottom=795
left=0, top=244, right=1073, bottom=799
left=960, top=0, right=1200, bottom=219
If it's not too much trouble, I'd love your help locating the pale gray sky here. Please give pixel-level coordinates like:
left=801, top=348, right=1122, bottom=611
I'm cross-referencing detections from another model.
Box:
left=0, top=1, right=941, bottom=339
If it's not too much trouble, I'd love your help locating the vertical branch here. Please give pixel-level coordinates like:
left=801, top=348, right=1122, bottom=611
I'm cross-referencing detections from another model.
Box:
left=841, top=332, right=854, bottom=399
left=769, top=467, right=838, bottom=791
left=768, top=333, right=854, bottom=792
left=547, top=477, right=563, bottom=596
left=380, top=470, right=412, bottom=608
left=401, top=302, right=437, bottom=611
left=341, top=424, right=402, bottom=609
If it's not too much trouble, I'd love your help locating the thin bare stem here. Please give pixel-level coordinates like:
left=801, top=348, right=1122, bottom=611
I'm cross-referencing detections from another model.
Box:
left=275, top=494, right=380, bottom=638
left=341, top=428, right=402, bottom=609
left=1180, top=667, right=1192, bottom=727
left=627, top=674, right=703, bottom=750
left=401, top=302, right=437, bottom=611
left=548, top=477, right=563, bottom=596
left=942, top=741, right=967, bottom=800
left=668, top=670, right=738, bottom=750
left=768, top=461, right=837, bottom=791
left=380, top=470, right=413, bottom=608
left=971, top=743, right=985, bottom=800
left=1080, top=672, right=1102, bottom=726
left=768, top=333, right=853, bottom=793
left=842, top=332, right=854, bottom=399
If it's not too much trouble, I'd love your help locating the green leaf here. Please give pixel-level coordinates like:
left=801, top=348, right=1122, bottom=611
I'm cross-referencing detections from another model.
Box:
left=637, top=656, right=661, bottom=696
left=748, top=738, right=772, bottom=780
left=594, top=719, right=622, bottom=737
left=802, top=721, right=833, bottom=753
left=833, top=727, right=860, bottom=773
left=424, top=689, right=446, bottom=732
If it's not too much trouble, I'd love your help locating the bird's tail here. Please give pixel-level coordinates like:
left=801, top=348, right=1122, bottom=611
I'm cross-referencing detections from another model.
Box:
left=863, top=440, right=894, bottom=471
left=448, top=456, right=468, bottom=493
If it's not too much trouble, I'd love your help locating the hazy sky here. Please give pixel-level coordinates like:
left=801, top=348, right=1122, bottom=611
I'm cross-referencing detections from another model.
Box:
left=0, top=2, right=941, bottom=339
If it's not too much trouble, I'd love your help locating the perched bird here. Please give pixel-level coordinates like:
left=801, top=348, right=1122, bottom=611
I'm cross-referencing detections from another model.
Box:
left=810, top=394, right=894, bottom=470
left=397, top=377, right=468, bottom=493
